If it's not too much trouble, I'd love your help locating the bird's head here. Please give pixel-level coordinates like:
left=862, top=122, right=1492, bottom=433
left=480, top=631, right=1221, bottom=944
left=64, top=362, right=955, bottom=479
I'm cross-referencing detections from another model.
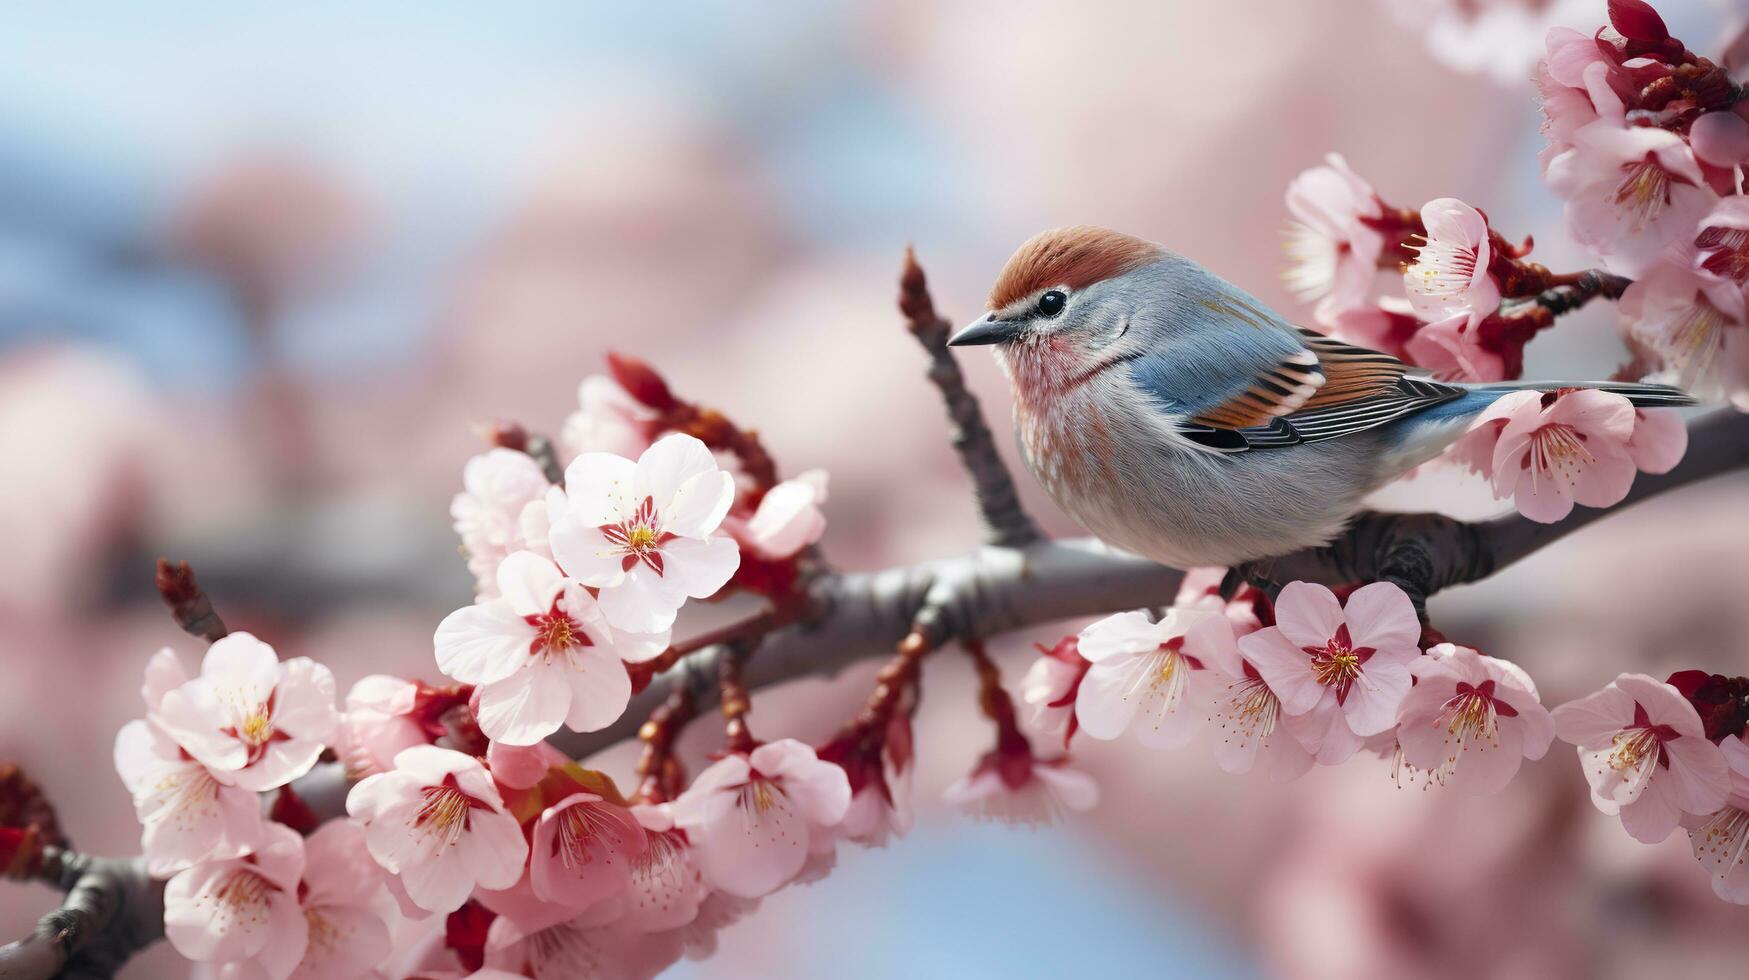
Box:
left=951, top=226, right=1165, bottom=394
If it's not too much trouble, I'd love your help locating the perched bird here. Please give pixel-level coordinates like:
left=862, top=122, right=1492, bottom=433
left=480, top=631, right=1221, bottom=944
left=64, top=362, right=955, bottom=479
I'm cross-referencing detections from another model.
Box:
left=949, top=226, right=1691, bottom=569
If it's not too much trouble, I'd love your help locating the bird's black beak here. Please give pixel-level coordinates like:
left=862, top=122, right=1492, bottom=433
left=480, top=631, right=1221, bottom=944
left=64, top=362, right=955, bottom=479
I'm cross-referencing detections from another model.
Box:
left=948, top=315, right=1021, bottom=347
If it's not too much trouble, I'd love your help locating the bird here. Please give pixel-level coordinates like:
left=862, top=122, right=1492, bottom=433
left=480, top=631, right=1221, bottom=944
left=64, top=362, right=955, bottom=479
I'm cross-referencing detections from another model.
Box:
left=948, top=225, right=1693, bottom=570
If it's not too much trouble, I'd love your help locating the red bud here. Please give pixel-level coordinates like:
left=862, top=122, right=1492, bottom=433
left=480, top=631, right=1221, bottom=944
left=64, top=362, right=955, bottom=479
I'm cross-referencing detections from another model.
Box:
left=606, top=352, right=677, bottom=411
left=1609, top=0, right=1669, bottom=43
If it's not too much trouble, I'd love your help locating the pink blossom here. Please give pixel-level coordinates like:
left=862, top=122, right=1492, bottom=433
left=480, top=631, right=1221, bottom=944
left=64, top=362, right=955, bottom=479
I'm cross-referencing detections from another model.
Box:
left=1536, top=27, right=1612, bottom=155
left=548, top=433, right=740, bottom=634
left=1625, top=406, right=1688, bottom=474
left=623, top=803, right=705, bottom=932
left=1547, top=97, right=1718, bottom=276
left=1552, top=672, right=1731, bottom=843
left=279, top=820, right=394, bottom=980
left=1688, top=734, right=1749, bottom=904
left=485, top=739, right=568, bottom=791
left=1444, top=389, right=1524, bottom=476
left=434, top=551, right=667, bottom=745
left=1284, top=153, right=1387, bottom=320
left=830, top=715, right=916, bottom=848
left=1018, top=637, right=1088, bottom=743
left=153, top=632, right=339, bottom=793
left=942, top=748, right=1099, bottom=828
left=163, top=823, right=307, bottom=976
left=1199, top=629, right=1316, bottom=781
left=1621, top=259, right=1749, bottom=408
left=1394, top=644, right=1555, bottom=794
left=529, top=789, right=647, bottom=908
left=1691, top=110, right=1749, bottom=169
left=725, top=469, right=829, bottom=560
left=1073, top=608, right=1233, bottom=749
left=1483, top=388, right=1638, bottom=523
left=113, top=648, right=263, bottom=875
left=346, top=746, right=528, bottom=913
left=1404, top=198, right=1502, bottom=329
left=484, top=897, right=683, bottom=980
left=561, top=374, right=659, bottom=460
left=1404, top=312, right=1508, bottom=382
left=1173, top=567, right=1266, bottom=638
left=669, top=739, right=850, bottom=898
left=333, top=674, right=428, bottom=779
left=1240, top=582, right=1422, bottom=764
left=452, top=448, right=552, bottom=598
left=113, top=719, right=263, bottom=877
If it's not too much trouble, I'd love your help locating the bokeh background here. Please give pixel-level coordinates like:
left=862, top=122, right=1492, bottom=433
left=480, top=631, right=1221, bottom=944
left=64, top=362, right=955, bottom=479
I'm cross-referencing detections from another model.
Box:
left=3, top=1, right=1748, bottom=977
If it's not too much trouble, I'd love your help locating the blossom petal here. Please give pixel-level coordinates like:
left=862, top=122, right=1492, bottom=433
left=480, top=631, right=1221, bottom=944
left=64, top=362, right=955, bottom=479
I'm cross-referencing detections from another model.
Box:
left=1272, top=582, right=1344, bottom=650
left=476, top=661, right=573, bottom=746
left=561, top=647, right=633, bottom=734
left=434, top=600, right=533, bottom=686
left=1340, top=582, right=1421, bottom=656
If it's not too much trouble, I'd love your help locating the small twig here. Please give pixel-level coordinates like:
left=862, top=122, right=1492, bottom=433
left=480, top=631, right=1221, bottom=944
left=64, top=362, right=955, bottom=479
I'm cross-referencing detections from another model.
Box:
left=626, top=605, right=801, bottom=694
left=635, top=684, right=698, bottom=803
left=153, top=558, right=228, bottom=642
left=718, top=641, right=758, bottom=754
left=900, top=248, right=1042, bottom=549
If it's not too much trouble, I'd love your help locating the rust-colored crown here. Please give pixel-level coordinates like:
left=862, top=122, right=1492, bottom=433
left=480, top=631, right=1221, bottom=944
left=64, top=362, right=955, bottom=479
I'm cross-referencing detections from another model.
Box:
left=987, top=226, right=1162, bottom=311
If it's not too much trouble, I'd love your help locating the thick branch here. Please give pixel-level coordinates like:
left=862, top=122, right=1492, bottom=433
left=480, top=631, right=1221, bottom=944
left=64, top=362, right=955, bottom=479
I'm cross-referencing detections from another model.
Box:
left=899, top=249, right=1041, bottom=548
left=0, top=848, right=162, bottom=980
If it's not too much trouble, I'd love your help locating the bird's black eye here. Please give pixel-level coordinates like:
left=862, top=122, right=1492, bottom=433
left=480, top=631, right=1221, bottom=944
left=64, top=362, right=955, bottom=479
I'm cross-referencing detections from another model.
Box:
left=1036, top=290, right=1067, bottom=317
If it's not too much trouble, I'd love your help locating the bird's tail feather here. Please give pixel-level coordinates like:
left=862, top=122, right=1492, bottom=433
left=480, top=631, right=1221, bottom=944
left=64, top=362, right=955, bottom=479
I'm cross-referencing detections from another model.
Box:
left=1466, top=380, right=1696, bottom=408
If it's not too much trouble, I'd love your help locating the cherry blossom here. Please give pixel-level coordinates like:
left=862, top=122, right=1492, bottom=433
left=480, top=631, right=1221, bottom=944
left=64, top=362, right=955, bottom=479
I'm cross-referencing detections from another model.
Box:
left=1547, top=94, right=1718, bottom=276
left=1241, top=582, right=1422, bottom=765
left=435, top=551, right=668, bottom=745
left=153, top=632, right=339, bottom=793
left=112, top=720, right=265, bottom=877
left=529, top=788, right=648, bottom=908
left=1621, top=261, right=1749, bottom=408
left=346, top=746, right=528, bottom=914
left=1200, top=630, right=1316, bottom=782
left=1393, top=643, right=1555, bottom=794
left=1552, top=672, right=1731, bottom=843
left=1073, top=607, right=1233, bottom=749
left=452, top=448, right=552, bottom=598
left=163, top=823, right=307, bottom=976
left=561, top=374, right=659, bottom=460
left=1468, top=388, right=1638, bottom=522
left=823, top=714, right=916, bottom=848
left=333, top=674, right=429, bottom=779
left=112, top=649, right=264, bottom=875
left=1405, top=312, right=1508, bottom=383
left=1535, top=29, right=1613, bottom=159
left=1019, top=636, right=1089, bottom=745
left=276, top=820, right=394, bottom=980
left=724, top=469, right=829, bottom=560
left=1404, top=198, right=1502, bottom=330
left=1625, top=405, right=1689, bottom=474
left=669, top=739, right=851, bottom=898
left=483, top=896, right=683, bottom=980
left=622, top=803, right=705, bottom=933
left=1173, top=567, right=1265, bottom=639
left=1688, top=735, right=1749, bottom=904
left=548, top=433, right=740, bottom=634
left=1284, top=153, right=1387, bottom=320
left=942, top=746, right=1099, bottom=829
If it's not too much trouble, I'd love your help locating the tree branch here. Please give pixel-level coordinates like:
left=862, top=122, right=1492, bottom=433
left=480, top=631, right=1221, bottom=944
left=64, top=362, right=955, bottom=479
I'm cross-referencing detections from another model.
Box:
left=899, top=248, right=1041, bottom=549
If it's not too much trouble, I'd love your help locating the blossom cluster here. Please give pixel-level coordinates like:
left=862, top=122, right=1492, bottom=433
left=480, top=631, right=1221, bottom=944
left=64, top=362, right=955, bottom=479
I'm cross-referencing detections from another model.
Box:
left=1021, top=571, right=1749, bottom=904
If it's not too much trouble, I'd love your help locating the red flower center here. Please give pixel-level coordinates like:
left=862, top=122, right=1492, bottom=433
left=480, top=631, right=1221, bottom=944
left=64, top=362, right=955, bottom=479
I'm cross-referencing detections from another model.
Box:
left=598, top=496, right=678, bottom=576
left=1303, top=623, right=1376, bottom=706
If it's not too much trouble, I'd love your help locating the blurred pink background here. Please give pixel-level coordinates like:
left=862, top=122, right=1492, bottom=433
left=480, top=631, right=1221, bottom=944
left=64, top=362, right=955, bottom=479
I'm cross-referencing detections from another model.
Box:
left=3, top=1, right=1747, bottom=977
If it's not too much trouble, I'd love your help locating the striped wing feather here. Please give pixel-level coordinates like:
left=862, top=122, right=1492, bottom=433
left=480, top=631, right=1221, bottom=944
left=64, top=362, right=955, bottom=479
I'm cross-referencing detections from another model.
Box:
left=1180, top=329, right=1464, bottom=452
